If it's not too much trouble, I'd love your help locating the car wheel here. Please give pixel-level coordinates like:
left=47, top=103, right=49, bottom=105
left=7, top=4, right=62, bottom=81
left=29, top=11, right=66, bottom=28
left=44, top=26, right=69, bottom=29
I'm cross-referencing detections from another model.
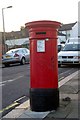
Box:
left=4, top=64, right=10, bottom=67
left=26, top=59, right=30, bottom=64
left=20, top=57, right=26, bottom=65
left=58, top=64, right=61, bottom=67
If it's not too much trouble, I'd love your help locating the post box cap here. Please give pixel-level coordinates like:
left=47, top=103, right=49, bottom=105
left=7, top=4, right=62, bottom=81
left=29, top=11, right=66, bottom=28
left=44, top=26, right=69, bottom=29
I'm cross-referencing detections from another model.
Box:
left=25, top=20, right=61, bottom=29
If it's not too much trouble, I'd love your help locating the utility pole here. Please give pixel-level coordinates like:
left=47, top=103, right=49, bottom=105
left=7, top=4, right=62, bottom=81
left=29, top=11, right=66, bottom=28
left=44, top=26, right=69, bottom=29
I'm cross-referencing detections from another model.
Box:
left=2, top=6, right=12, bottom=54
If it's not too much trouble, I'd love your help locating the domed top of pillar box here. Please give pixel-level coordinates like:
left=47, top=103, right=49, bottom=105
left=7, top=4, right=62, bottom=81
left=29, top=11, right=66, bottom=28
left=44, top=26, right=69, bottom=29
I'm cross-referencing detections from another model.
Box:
left=25, top=20, right=61, bottom=39
left=25, top=20, right=61, bottom=28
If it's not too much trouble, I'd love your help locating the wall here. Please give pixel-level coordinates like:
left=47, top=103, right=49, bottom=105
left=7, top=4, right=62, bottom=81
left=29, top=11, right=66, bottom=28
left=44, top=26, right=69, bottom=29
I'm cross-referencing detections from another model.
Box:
left=70, top=22, right=80, bottom=38
left=71, top=22, right=78, bottom=38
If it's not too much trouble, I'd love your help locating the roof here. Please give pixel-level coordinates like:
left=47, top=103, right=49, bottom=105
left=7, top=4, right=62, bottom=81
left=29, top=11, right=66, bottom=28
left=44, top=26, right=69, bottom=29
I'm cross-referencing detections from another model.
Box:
left=59, top=22, right=77, bottom=31
left=5, top=38, right=29, bottom=46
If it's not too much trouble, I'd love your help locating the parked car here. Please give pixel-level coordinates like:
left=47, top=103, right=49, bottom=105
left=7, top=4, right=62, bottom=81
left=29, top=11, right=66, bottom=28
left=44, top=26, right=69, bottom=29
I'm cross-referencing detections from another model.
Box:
left=66, top=37, right=80, bottom=43
left=2, top=48, right=30, bottom=67
left=58, top=42, right=80, bottom=67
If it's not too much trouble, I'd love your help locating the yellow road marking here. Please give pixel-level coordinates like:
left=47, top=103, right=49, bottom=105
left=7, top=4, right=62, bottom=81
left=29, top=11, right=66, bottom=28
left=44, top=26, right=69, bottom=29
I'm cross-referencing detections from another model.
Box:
left=59, top=77, right=65, bottom=81
left=0, top=96, right=27, bottom=114
left=0, top=102, right=19, bottom=113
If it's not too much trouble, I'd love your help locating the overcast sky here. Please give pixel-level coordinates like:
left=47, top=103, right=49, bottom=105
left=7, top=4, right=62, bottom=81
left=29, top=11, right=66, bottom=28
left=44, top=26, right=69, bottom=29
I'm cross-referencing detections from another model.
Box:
left=0, top=0, right=79, bottom=32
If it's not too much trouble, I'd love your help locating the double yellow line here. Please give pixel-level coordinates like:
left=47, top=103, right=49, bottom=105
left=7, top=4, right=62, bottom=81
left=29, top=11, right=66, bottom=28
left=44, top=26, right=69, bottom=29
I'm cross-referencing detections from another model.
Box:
left=0, top=102, right=19, bottom=114
left=0, top=96, right=26, bottom=114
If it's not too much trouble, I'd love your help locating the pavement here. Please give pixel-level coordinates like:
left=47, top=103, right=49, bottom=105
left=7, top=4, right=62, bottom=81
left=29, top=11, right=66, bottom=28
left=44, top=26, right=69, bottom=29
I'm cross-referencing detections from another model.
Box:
left=1, top=69, right=80, bottom=120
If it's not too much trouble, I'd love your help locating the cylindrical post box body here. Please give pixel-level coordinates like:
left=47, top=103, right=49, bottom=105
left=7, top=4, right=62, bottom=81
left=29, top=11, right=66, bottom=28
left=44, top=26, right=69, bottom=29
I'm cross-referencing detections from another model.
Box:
left=25, top=20, right=61, bottom=112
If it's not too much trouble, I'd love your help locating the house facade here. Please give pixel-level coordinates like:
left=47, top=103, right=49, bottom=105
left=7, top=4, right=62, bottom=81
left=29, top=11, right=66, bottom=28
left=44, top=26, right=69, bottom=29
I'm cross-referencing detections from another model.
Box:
left=59, top=21, right=80, bottom=41
left=5, top=37, right=30, bottom=50
left=70, top=21, right=80, bottom=38
left=1, top=21, right=79, bottom=54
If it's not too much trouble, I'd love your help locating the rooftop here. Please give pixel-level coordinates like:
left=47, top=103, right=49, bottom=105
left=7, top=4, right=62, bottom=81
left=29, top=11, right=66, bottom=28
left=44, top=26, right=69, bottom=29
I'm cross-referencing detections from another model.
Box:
left=59, top=22, right=77, bottom=31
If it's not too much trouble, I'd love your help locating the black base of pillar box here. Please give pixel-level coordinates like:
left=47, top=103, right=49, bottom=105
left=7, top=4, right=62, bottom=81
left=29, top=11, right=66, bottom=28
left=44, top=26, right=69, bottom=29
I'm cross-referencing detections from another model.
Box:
left=30, top=88, right=59, bottom=112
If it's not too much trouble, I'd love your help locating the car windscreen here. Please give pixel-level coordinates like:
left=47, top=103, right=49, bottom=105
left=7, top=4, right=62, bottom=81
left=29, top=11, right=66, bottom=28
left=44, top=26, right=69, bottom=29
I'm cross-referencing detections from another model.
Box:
left=67, top=38, right=79, bottom=43
left=62, top=44, right=80, bottom=51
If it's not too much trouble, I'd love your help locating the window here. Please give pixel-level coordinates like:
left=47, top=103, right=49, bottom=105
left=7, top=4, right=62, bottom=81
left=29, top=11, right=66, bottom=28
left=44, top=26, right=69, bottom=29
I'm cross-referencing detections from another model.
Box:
left=63, top=44, right=80, bottom=51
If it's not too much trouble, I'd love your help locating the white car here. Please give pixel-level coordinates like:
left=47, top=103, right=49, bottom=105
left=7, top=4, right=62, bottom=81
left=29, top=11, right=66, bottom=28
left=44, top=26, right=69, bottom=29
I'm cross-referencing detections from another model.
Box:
left=58, top=42, right=80, bottom=66
left=2, top=48, right=30, bottom=67
left=58, top=44, right=65, bottom=52
left=66, top=37, right=80, bottom=43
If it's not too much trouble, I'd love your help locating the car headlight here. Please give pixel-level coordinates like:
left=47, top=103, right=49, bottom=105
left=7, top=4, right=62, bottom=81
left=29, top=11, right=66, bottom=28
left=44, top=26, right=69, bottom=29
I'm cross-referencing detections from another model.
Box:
left=73, top=56, right=80, bottom=59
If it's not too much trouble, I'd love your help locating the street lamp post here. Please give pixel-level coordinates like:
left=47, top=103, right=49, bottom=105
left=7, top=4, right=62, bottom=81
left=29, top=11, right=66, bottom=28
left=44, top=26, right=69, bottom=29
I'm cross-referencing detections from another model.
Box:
left=2, top=6, right=12, bottom=54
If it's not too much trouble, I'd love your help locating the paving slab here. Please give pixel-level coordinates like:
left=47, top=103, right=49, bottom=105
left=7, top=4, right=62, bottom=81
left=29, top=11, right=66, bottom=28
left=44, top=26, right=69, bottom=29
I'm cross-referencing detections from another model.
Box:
left=19, top=108, right=50, bottom=119
left=67, top=101, right=78, bottom=118
left=44, top=74, right=79, bottom=119
left=3, top=109, right=25, bottom=118
left=60, top=78, right=78, bottom=94
left=44, top=99, right=72, bottom=119
left=18, top=113, right=31, bottom=119
left=16, top=100, right=30, bottom=109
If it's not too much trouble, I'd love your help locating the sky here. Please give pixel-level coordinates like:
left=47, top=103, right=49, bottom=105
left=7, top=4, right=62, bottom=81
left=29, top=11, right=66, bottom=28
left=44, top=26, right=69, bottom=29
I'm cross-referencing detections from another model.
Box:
left=0, top=0, right=79, bottom=32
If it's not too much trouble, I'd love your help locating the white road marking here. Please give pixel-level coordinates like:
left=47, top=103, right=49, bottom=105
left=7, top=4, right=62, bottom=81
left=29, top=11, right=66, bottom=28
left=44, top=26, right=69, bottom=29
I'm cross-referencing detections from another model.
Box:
left=0, top=84, right=5, bottom=87
left=0, top=75, right=24, bottom=86
left=7, top=76, right=24, bottom=82
left=0, top=81, right=6, bottom=84
left=14, top=96, right=26, bottom=102
left=7, top=80, right=15, bottom=82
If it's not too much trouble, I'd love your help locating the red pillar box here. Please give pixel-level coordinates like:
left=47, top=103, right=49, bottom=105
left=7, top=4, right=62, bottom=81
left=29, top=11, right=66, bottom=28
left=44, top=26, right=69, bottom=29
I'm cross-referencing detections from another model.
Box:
left=25, top=20, right=61, bottom=112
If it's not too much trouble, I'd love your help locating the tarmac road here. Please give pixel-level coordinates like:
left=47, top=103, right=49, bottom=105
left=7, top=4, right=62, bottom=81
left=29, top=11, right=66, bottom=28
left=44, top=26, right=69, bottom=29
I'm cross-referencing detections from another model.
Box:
left=1, top=64, right=79, bottom=117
